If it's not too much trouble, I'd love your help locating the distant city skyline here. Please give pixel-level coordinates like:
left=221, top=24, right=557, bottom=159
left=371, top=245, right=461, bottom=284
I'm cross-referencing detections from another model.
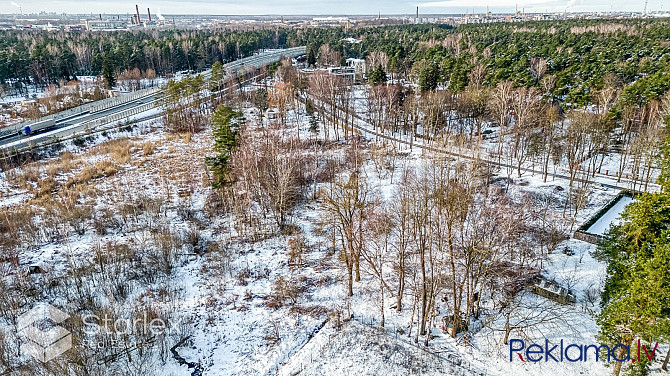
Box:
left=1, top=0, right=666, bottom=16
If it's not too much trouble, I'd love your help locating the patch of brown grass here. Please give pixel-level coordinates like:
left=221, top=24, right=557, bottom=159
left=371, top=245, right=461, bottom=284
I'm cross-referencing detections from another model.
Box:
left=45, top=151, right=78, bottom=177
left=141, top=142, right=156, bottom=156
left=34, top=176, right=58, bottom=198
left=66, top=161, right=118, bottom=187
left=110, top=143, right=131, bottom=164
left=91, top=138, right=132, bottom=164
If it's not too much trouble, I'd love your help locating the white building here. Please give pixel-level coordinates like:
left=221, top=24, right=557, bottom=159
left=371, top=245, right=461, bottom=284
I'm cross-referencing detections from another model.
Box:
left=346, top=58, right=367, bottom=76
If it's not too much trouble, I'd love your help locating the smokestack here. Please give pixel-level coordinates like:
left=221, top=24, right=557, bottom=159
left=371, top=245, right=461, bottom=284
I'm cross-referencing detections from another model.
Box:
left=135, top=4, right=141, bottom=24
left=99, top=13, right=102, bottom=20
left=147, top=8, right=152, bottom=22
left=415, top=6, right=419, bottom=24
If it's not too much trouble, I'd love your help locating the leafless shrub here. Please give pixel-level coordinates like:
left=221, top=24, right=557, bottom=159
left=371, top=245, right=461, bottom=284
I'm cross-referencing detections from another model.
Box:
left=203, top=190, right=228, bottom=218
left=185, top=225, right=202, bottom=250
left=150, top=231, right=181, bottom=275
left=237, top=133, right=307, bottom=229
left=164, top=109, right=207, bottom=134
left=314, top=157, right=342, bottom=184
left=289, top=305, right=331, bottom=317
left=237, top=269, right=251, bottom=286
left=176, top=201, right=196, bottom=222
left=288, top=233, right=306, bottom=267
left=584, top=284, right=600, bottom=307
left=271, top=276, right=303, bottom=307
left=264, top=319, right=282, bottom=345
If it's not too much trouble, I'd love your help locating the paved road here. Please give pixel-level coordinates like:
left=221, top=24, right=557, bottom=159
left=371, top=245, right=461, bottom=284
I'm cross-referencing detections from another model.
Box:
left=0, top=96, right=156, bottom=145
left=0, top=47, right=305, bottom=151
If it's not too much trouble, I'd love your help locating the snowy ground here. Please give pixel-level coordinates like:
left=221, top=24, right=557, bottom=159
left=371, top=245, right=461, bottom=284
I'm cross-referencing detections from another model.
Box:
left=0, top=100, right=634, bottom=376
left=350, top=86, right=660, bottom=194
left=586, top=195, right=636, bottom=235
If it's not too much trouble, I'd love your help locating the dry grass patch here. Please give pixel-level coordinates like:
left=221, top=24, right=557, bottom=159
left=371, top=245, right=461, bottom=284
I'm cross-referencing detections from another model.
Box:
left=141, top=142, right=156, bottom=156
left=91, top=138, right=133, bottom=164
left=110, top=142, right=132, bottom=164
left=34, top=176, right=58, bottom=198
left=45, top=151, right=78, bottom=177
left=66, top=161, right=119, bottom=187
left=6, top=164, right=40, bottom=190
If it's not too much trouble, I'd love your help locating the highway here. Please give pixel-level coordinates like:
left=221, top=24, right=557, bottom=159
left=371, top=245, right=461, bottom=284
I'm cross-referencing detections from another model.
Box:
left=0, top=47, right=306, bottom=152
left=0, top=95, right=155, bottom=145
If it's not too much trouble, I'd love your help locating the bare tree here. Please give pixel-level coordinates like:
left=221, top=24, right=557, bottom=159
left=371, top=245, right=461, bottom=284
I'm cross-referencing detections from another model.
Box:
left=366, top=51, right=389, bottom=72
left=489, top=81, right=514, bottom=166
left=361, top=202, right=393, bottom=327
left=323, top=166, right=373, bottom=296
left=317, top=44, right=341, bottom=67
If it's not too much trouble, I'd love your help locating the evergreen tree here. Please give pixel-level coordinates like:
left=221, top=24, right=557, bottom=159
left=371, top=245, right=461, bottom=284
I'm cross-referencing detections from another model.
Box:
left=368, top=65, right=387, bottom=86
left=209, top=61, right=224, bottom=92
left=418, top=62, right=440, bottom=92
left=307, top=47, right=317, bottom=68
left=595, top=168, right=670, bottom=375
left=206, top=106, right=244, bottom=188
left=102, top=55, right=116, bottom=89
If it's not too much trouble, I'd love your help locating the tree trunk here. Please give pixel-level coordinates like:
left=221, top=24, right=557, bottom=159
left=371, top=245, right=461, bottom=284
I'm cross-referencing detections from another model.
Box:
left=396, top=265, right=404, bottom=312
left=380, top=276, right=385, bottom=328
left=346, top=260, right=353, bottom=297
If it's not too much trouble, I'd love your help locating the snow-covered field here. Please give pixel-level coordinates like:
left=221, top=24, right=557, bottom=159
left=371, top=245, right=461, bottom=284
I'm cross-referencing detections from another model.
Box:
left=0, top=97, right=635, bottom=376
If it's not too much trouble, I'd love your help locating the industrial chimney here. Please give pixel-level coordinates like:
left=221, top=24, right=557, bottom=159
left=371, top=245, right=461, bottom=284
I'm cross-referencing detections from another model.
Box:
left=147, top=8, right=152, bottom=22
left=135, top=4, right=141, bottom=24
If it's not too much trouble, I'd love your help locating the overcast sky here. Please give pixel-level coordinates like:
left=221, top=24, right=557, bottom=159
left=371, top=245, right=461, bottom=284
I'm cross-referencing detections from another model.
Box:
left=1, top=0, right=666, bottom=16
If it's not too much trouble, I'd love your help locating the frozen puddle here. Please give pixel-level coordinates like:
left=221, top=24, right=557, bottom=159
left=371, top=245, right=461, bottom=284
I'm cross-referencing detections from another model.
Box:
left=587, top=195, right=636, bottom=235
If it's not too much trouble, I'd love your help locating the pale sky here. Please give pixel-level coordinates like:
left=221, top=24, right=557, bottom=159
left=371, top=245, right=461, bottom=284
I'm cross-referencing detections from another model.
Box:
left=0, top=0, right=665, bottom=16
